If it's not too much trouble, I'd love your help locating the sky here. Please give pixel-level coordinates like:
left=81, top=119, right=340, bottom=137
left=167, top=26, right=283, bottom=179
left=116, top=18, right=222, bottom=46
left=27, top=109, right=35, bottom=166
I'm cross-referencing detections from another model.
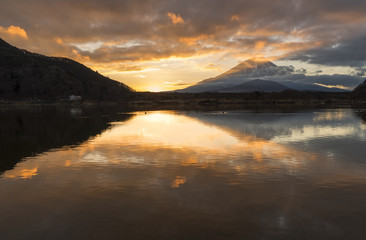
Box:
left=1, top=0, right=366, bottom=91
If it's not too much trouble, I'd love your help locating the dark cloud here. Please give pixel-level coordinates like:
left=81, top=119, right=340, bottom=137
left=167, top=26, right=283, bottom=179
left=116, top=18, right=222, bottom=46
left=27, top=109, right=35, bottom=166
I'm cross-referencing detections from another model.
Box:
left=301, top=75, right=362, bottom=88
left=1, top=0, right=366, bottom=67
left=286, top=34, right=366, bottom=67
left=354, top=67, right=366, bottom=77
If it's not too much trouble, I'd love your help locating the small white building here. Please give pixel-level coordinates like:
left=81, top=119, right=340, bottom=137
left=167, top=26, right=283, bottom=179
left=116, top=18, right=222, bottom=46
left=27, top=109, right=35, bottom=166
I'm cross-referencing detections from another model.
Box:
left=68, top=95, right=82, bottom=101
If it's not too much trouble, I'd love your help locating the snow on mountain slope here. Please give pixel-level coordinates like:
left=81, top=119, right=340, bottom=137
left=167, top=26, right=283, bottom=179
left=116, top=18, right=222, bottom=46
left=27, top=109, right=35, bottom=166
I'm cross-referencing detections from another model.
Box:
left=180, top=58, right=361, bottom=93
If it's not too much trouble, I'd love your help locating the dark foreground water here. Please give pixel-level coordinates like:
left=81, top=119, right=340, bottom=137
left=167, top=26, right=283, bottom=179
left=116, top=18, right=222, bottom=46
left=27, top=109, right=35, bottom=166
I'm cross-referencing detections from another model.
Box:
left=1, top=106, right=366, bottom=240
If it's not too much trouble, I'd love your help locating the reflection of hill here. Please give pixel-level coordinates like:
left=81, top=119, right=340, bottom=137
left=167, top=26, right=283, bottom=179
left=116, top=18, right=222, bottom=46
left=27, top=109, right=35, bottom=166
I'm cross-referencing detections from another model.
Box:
left=355, top=110, right=366, bottom=123
left=0, top=106, right=132, bottom=173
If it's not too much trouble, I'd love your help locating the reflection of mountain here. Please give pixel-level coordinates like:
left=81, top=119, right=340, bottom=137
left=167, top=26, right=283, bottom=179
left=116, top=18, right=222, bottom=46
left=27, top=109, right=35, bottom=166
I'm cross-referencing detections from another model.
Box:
left=186, top=110, right=366, bottom=162
left=355, top=109, right=366, bottom=123
left=186, top=111, right=302, bottom=139
left=0, top=107, right=132, bottom=173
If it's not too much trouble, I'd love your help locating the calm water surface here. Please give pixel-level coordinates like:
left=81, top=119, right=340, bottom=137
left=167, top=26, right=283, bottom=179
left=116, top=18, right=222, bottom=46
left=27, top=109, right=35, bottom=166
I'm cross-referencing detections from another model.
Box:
left=1, top=107, right=366, bottom=239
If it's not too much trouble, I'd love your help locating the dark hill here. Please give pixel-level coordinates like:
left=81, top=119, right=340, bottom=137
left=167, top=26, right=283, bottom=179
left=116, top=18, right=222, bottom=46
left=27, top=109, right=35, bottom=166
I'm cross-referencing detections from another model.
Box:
left=219, top=79, right=289, bottom=93
left=0, top=38, right=133, bottom=101
left=352, top=80, right=366, bottom=99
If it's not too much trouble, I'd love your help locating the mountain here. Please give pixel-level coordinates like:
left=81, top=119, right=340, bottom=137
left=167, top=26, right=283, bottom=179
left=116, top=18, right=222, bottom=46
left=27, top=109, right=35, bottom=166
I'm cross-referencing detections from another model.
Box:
left=0, top=38, right=133, bottom=101
left=180, top=58, right=359, bottom=93
left=182, top=59, right=285, bottom=93
left=219, top=79, right=288, bottom=93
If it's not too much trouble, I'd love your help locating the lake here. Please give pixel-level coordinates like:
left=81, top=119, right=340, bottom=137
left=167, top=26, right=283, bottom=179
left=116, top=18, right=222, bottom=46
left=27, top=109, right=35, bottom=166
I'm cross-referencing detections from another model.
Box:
left=1, top=106, right=366, bottom=239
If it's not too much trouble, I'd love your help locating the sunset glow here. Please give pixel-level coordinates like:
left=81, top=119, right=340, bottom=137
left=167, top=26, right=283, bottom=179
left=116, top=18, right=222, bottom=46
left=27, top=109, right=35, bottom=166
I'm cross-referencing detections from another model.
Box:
left=1, top=0, right=366, bottom=91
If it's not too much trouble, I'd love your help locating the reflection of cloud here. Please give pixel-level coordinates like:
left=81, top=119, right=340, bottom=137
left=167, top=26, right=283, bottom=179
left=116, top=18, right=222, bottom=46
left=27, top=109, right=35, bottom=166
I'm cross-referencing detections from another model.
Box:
left=82, top=111, right=317, bottom=174
left=2, top=110, right=365, bottom=198
left=82, top=152, right=109, bottom=163
left=171, top=176, right=186, bottom=188
left=5, top=168, right=38, bottom=179
left=313, top=111, right=346, bottom=122
left=272, top=126, right=356, bottom=144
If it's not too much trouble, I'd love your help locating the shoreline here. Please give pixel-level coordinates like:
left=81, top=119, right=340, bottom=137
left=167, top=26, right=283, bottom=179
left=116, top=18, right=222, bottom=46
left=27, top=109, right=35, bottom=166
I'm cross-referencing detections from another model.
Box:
left=1, top=99, right=366, bottom=111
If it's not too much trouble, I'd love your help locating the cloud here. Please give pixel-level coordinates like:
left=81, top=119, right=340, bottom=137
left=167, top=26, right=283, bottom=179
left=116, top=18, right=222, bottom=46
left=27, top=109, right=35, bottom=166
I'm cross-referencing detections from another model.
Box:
left=204, top=63, right=222, bottom=71
left=296, top=68, right=307, bottom=74
left=354, top=67, right=366, bottom=77
left=286, top=33, right=366, bottom=67
left=164, top=80, right=189, bottom=86
left=254, top=41, right=266, bottom=51
left=0, top=25, right=28, bottom=39
left=1, top=0, right=366, bottom=76
left=167, top=12, right=185, bottom=24
left=314, top=83, right=352, bottom=90
left=284, top=74, right=363, bottom=90
left=230, top=15, right=239, bottom=22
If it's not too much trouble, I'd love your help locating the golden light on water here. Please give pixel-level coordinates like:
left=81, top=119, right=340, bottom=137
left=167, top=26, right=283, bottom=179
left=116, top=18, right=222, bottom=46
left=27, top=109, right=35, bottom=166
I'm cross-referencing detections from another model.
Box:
left=2, top=109, right=366, bottom=240
left=3, top=111, right=336, bottom=181
left=5, top=167, right=38, bottom=179
left=3, top=110, right=365, bottom=187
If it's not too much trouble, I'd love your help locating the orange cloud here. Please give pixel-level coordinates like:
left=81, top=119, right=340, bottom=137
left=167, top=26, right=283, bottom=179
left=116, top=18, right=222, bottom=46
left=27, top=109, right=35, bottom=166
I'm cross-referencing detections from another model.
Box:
left=314, top=83, right=352, bottom=90
left=167, top=12, right=185, bottom=24
left=231, top=15, right=240, bottom=22
left=204, top=63, right=222, bottom=71
left=179, top=34, right=213, bottom=46
left=55, top=37, right=64, bottom=45
left=255, top=41, right=266, bottom=50
left=0, top=25, right=28, bottom=39
left=72, top=49, right=91, bottom=62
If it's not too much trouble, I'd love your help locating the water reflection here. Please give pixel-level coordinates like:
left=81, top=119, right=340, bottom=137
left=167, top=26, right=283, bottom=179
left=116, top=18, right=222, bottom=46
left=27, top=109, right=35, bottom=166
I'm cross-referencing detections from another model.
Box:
left=1, top=108, right=366, bottom=239
left=0, top=106, right=132, bottom=173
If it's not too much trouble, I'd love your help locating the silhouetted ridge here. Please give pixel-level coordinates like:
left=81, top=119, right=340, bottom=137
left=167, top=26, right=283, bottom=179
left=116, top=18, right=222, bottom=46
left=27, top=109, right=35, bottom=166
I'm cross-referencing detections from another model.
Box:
left=0, top=38, right=12, bottom=48
left=352, top=80, right=366, bottom=99
left=0, top=38, right=133, bottom=101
